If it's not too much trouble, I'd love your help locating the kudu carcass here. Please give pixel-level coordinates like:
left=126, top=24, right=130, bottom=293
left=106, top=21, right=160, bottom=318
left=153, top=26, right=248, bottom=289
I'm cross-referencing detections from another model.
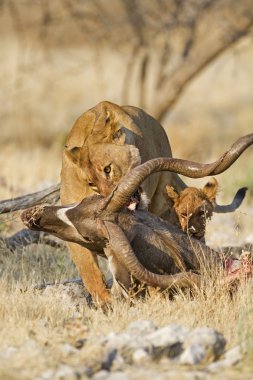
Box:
left=60, top=101, right=249, bottom=304
left=21, top=134, right=253, bottom=296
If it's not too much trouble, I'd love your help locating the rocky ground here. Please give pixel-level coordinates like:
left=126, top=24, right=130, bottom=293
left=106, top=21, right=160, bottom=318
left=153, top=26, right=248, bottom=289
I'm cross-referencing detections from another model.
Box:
left=32, top=318, right=242, bottom=380
left=1, top=282, right=252, bottom=380
left=0, top=207, right=253, bottom=380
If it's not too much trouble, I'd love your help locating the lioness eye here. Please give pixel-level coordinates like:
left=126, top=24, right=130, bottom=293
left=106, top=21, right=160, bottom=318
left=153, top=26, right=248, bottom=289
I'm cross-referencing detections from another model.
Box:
left=104, top=165, right=111, bottom=174
left=181, top=212, right=187, bottom=218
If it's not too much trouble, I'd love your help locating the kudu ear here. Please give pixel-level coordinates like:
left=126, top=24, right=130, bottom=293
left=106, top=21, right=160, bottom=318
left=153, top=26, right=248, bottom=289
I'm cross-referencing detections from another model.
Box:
left=202, top=177, right=218, bottom=202
left=164, top=185, right=179, bottom=204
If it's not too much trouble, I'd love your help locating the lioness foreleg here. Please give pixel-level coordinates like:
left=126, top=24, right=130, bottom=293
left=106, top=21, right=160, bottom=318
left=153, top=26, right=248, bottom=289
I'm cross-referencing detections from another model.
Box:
left=67, top=243, right=111, bottom=307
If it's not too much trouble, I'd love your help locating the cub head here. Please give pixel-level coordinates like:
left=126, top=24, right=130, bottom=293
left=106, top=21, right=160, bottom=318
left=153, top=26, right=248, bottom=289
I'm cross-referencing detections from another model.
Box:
left=165, top=178, right=218, bottom=239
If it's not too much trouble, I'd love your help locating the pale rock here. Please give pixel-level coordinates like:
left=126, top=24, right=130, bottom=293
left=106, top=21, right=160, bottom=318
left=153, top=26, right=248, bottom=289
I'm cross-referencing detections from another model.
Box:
left=132, top=348, right=151, bottom=364
left=100, top=323, right=229, bottom=370
left=126, top=320, right=157, bottom=336
left=37, top=365, right=77, bottom=380
left=104, top=332, right=132, bottom=351
left=111, top=353, right=125, bottom=371
left=207, top=345, right=242, bottom=372
left=50, top=365, right=78, bottom=380
left=60, top=343, right=79, bottom=355
left=145, top=324, right=188, bottom=358
left=104, top=332, right=150, bottom=355
left=0, top=346, right=18, bottom=359
left=37, top=365, right=90, bottom=380
left=224, top=345, right=242, bottom=364
left=93, top=370, right=130, bottom=380
left=146, top=325, right=188, bottom=348
left=103, top=330, right=152, bottom=365
left=93, top=370, right=110, bottom=380
left=179, top=327, right=226, bottom=365
left=132, top=369, right=207, bottom=380
left=179, top=343, right=206, bottom=365
left=36, top=369, right=55, bottom=380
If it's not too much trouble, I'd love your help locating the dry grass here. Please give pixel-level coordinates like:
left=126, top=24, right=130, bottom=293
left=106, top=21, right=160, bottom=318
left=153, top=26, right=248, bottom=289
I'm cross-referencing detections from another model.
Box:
left=0, top=18, right=252, bottom=379
left=0, top=240, right=253, bottom=379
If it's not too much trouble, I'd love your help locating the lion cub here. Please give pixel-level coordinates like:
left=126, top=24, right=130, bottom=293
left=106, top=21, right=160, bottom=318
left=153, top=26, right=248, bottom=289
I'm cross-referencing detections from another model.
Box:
left=164, top=178, right=218, bottom=240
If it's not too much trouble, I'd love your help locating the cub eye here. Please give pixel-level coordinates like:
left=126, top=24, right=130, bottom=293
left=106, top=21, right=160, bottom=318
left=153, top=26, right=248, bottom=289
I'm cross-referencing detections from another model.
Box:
left=104, top=165, right=111, bottom=174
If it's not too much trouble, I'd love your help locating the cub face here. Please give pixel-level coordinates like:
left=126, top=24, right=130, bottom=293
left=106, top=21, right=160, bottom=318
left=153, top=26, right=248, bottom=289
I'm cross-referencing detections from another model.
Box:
left=165, top=178, right=218, bottom=239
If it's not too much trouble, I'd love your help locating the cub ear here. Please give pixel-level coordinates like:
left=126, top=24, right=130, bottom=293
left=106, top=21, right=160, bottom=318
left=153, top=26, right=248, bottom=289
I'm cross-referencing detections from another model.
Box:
left=164, top=185, right=179, bottom=204
left=203, top=177, right=218, bottom=202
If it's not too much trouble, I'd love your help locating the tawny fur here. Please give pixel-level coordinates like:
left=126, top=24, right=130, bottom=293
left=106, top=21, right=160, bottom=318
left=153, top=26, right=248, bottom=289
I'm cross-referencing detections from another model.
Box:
left=165, top=178, right=218, bottom=240
left=60, top=101, right=185, bottom=304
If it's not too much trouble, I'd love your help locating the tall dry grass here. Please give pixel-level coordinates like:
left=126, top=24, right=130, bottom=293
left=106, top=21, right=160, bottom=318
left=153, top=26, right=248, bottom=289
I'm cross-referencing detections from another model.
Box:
left=0, top=240, right=253, bottom=379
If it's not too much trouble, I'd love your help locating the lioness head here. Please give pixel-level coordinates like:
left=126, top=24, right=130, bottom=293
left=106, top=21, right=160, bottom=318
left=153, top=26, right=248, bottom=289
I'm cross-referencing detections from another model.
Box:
left=63, top=101, right=143, bottom=197
left=165, top=178, right=218, bottom=239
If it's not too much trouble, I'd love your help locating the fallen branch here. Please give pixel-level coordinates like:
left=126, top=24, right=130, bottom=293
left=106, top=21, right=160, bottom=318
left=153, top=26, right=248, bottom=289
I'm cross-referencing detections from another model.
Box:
left=34, top=277, right=83, bottom=290
left=0, top=228, right=63, bottom=252
left=0, top=183, right=60, bottom=214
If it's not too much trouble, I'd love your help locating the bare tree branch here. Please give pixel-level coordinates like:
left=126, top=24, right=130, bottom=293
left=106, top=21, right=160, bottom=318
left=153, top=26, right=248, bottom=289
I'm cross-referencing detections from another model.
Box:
left=153, top=23, right=253, bottom=121
left=149, top=0, right=253, bottom=120
left=4, top=0, right=253, bottom=131
left=122, top=44, right=140, bottom=103
left=0, top=184, right=60, bottom=214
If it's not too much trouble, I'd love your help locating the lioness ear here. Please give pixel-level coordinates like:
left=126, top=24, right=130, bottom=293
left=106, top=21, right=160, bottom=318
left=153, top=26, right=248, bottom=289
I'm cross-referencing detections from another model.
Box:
left=65, top=107, right=97, bottom=151
left=112, top=127, right=126, bottom=145
left=93, top=101, right=142, bottom=145
left=64, top=146, right=81, bottom=165
left=203, top=177, right=218, bottom=202
left=164, top=185, right=179, bottom=204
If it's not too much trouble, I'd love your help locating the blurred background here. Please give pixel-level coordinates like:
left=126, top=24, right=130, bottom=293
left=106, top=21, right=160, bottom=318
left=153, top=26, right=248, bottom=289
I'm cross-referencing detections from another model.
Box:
left=0, top=0, right=252, bottom=209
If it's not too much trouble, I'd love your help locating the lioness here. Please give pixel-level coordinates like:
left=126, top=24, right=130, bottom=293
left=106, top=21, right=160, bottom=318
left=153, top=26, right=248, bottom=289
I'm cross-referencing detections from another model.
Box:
left=61, top=101, right=185, bottom=304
